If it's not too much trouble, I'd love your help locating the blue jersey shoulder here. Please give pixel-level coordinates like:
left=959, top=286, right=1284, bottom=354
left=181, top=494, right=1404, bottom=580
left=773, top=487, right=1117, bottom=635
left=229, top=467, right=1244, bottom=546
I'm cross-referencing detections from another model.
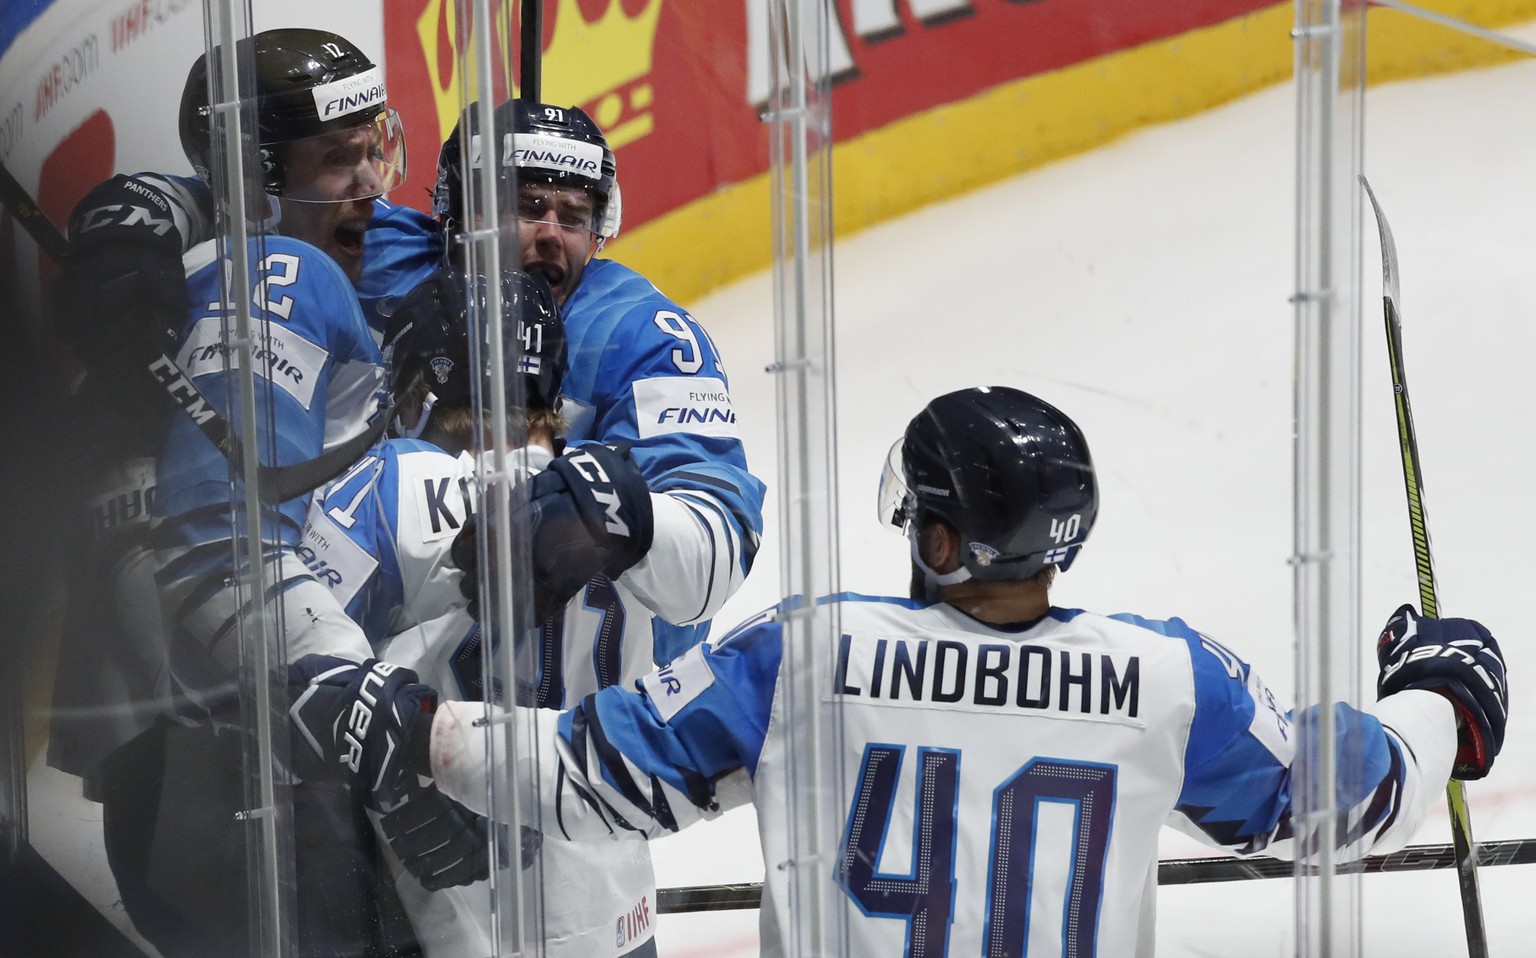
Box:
left=1096, top=611, right=1267, bottom=754
left=713, top=593, right=927, bottom=648
left=562, top=259, right=726, bottom=402
left=358, top=200, right=443, bottom=334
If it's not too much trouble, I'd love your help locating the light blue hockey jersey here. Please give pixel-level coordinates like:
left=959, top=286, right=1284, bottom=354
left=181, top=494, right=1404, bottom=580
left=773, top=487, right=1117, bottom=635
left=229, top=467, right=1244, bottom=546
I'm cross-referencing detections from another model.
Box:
left=154, top=234, right=385, bottom=572
left=432, top=593, right=1455, bottom=958
left=556, top=257, right=765, bottom=658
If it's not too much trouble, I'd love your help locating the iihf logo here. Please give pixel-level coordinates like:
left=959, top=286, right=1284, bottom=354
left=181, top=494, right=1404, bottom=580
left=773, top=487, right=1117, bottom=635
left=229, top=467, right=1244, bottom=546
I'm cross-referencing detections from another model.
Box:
left=429, top=356, right=455, bottom=384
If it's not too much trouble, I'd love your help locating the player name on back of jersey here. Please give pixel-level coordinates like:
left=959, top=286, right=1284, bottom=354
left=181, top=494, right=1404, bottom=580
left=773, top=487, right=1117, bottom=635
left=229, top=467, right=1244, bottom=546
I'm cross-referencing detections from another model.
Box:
left=832, top=631, right=1142, bottom=724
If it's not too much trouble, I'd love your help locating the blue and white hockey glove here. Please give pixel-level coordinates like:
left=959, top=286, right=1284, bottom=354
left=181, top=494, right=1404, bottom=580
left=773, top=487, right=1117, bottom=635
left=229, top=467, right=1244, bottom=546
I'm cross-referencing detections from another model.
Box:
left=55, top=174, right=188, bottom=374
left=1377, top=604, right=1508, bottom=780
left=452, top=443, right=654, bottom=623
left=289, top=655, right=438, bottom=811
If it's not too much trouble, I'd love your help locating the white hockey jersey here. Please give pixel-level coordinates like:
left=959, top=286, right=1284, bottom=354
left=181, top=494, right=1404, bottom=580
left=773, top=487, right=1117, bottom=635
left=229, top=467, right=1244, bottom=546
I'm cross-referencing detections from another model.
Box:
left=430, top=593, right=1457, bottom=958
left=301, top=438, right=661, bottom=957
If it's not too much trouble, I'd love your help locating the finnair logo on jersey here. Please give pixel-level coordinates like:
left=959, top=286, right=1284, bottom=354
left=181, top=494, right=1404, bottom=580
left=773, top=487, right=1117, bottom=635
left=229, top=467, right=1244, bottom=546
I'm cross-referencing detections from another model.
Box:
left=511, top=132, right=604, bottom=181
left=633, top=377, right=740, bottom=440
left=176, top=316, right=328, bottom=410
left=641, top=645, right=715, bottom=722
left=301, top=483, right=378, bottom=609
left=657, top=407, right=735, bottom=426
left=89, top=464, right=155, bottom=538
left=834, top=633, right=1143, bottom=723
left=312, top=67, right=388, bottom=120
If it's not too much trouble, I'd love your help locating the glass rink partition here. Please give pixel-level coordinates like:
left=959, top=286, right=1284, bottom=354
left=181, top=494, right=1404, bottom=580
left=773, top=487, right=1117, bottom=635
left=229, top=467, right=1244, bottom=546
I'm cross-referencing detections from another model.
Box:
left=2, top=0, right=1536, bottom=956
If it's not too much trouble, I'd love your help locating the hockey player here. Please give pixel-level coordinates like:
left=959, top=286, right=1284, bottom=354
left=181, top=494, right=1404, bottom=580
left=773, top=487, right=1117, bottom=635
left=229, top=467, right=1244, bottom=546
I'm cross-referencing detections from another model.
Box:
left=420, top=386, right=1509, bottom=958
left=430, top=96, right=765, bottom=667
left=294, top=267, right=661, bottom=956
left=82, top=30, right=456, bottom=958
left=150, top=28, right=409, bottom=683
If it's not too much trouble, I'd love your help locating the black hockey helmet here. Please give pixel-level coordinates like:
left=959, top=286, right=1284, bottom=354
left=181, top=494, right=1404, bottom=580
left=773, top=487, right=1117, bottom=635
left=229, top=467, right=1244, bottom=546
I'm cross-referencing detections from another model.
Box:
left=179, top=28, right=406, bottom=200
left=879, top=386, right=1098, bottom=581
left=432, top=99, right=619, bottom=240
left=384, top=266, right=567, bottom=422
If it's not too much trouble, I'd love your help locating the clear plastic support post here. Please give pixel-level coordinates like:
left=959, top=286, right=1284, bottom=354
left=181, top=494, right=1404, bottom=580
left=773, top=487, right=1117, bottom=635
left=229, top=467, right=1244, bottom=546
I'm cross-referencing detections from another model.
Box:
left=1292, top=0, right=1367, bottom=954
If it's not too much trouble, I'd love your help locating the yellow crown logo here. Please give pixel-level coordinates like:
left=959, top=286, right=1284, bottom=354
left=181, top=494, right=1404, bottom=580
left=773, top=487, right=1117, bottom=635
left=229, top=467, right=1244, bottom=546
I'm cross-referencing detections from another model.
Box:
left=412, top=0, right=664, bottom=153
left=539, top=0, right=665, bottom=150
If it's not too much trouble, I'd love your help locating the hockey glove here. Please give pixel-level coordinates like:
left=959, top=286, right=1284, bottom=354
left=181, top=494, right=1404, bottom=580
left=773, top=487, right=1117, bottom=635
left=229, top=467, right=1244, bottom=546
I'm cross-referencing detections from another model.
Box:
left=378, top=786, right=497, bottom=891
left=451, top=444, right=654, bottom=622
left=523, top=444, right=654, bottom=619
left=1377, top=604, right=1508, bottom=780
left=289, top=655, right=439, bottom=811
left=451, top=514, right=486, bottom=622
left=54, top=175, right=189, bottom=374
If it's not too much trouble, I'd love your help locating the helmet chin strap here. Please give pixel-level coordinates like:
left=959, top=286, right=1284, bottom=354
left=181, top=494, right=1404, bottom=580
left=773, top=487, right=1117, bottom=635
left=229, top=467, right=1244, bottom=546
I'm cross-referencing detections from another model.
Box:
left=909, top=532, right=972, bottom=601
left=394, top=391, right=439, bottom=439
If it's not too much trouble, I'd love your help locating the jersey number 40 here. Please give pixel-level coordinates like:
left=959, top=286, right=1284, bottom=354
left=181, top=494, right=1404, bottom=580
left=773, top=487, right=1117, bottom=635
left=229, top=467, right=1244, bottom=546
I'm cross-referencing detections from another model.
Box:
left=839, top=746, right=1116, bottom=958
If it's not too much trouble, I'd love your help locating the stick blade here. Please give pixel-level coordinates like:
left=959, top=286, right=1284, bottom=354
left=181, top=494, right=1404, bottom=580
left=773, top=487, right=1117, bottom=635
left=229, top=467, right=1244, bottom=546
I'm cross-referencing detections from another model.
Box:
left=1361, top=175, right=1402, bottom=308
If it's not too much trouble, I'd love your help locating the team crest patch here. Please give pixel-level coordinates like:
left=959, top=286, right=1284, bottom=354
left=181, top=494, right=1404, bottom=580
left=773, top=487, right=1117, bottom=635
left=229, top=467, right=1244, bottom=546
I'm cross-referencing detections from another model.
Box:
left=430, top=355, right=455, bottom=384
left=970, top=542, right=1000, bottom=566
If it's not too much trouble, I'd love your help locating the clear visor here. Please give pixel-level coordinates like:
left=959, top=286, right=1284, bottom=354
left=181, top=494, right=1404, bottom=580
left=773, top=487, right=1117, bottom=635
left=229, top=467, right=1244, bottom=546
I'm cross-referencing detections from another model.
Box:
left=876, top=438, right=914, bottom=533
left=276, top=108, right=408, bottom=203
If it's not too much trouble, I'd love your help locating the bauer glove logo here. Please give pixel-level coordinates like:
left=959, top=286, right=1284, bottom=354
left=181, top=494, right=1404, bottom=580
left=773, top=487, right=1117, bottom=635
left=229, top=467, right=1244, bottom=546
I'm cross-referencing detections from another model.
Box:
left=343, top=660, right=401, bottom=773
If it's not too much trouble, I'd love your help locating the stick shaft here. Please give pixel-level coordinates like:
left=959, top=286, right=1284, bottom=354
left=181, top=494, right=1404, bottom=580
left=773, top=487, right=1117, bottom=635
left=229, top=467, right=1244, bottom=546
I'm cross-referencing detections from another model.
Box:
left=654, top=838, right=1536, bottom=913
left=1364, top=176, right=1487, bottom=958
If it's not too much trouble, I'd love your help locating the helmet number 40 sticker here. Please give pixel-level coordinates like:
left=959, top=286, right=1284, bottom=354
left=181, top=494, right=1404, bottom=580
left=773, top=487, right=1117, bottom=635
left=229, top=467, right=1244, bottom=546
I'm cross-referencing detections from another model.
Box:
left=1050, top=514, right=1082, bottom=543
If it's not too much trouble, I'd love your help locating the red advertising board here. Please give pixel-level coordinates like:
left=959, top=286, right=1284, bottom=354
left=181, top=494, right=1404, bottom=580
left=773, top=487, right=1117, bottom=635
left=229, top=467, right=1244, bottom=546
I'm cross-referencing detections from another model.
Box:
left=383, top=0, right=1274, bottom=232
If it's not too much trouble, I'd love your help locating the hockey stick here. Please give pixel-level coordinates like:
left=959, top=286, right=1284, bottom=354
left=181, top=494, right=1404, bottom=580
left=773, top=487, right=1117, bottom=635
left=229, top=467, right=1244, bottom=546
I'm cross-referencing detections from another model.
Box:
left=0, top=160, right=69, bottom=262
left=653, top=838, right=1536, bottom=912
left=1361, top=175, right=1488, bottom=958
left=520, top=0, right=542, bottom=103
left=0, top=158, right=386, bottom=501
